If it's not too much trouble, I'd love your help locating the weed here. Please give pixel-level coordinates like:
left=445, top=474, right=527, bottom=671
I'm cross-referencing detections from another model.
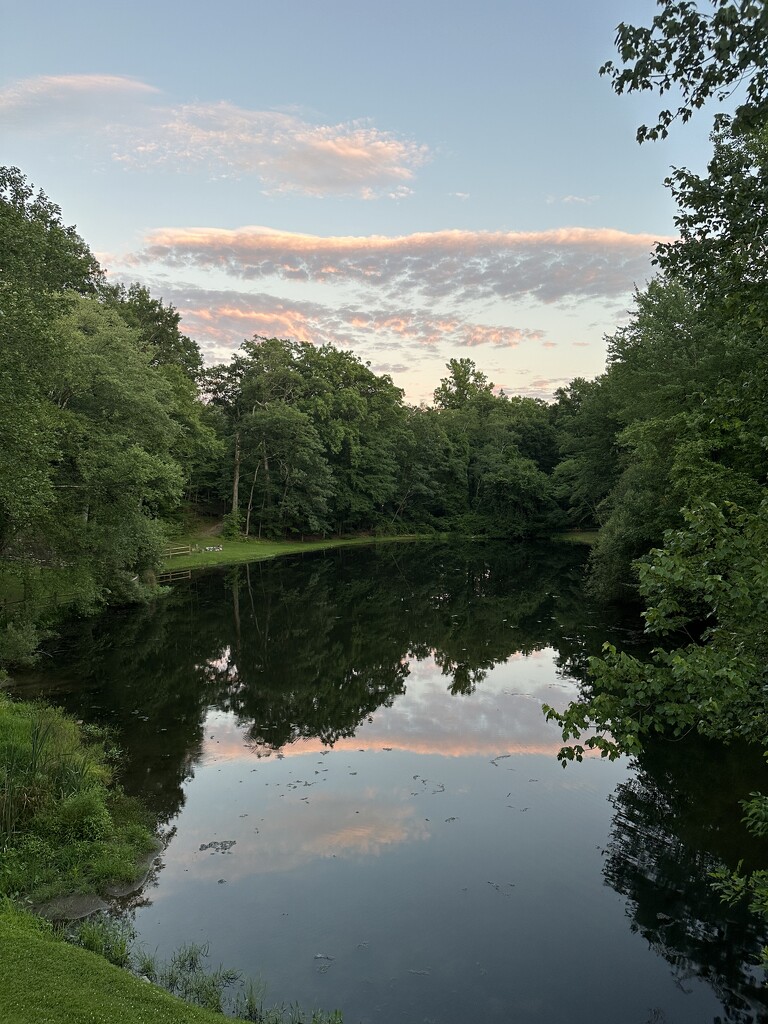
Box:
left=73, top=914, right=134, bottom=969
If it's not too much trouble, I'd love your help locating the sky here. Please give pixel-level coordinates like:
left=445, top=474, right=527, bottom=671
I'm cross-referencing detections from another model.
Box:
left=1, top=0, right=721, bottom=405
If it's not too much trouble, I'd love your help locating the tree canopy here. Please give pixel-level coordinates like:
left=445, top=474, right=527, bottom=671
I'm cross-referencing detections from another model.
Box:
left=601, top=0, right=768, bottom=141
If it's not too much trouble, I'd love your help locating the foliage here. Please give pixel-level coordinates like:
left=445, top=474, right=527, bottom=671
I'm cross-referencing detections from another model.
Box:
left=656, top=118, right=768, bottom=300
left=197, top=342, right=561, bottom=541
left=600, top=0, right=768, bottom=141
left=0, top=694, right=154, bottom=902
left=0, top=168, right=216, bottom=668
left=545, top=500, right=768, bottom=762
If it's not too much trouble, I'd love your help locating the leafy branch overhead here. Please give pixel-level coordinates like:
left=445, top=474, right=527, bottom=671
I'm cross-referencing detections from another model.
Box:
left=601, top=1, right=768, bottom=140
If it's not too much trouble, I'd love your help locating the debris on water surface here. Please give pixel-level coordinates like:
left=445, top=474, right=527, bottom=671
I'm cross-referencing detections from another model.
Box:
left=217, top=879, right=227, bottom=884
left=489, top=754, right=511, bottom=767
left=408, top=968, right=431, bottom=976
left=314, top=954, right=335, bottom=961
left=432, top=784, right=445, bottom=794
left=444, top=817, right=457, bottom=823
left=199, top=840, right=236, bottom=854
left=487, top=881, right=513, bottom=897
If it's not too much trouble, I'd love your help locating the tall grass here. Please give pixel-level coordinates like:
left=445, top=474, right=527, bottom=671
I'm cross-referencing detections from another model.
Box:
left=0, top=695, right=154, bottom=903
left=70, top=915, right=344, bottom=1023
left=0, top=700, right=106, bottom=845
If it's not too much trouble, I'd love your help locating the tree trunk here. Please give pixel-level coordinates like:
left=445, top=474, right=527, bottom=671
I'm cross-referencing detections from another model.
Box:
left=258, top=449, right=270, bottom=539
left=245, top=464, right=260, bottom=538
left=232, top=429, right=241, bottom=517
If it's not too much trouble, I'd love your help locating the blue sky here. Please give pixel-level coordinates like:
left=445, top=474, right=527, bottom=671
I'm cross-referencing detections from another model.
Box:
left=2, top=1, right=721, bottom=404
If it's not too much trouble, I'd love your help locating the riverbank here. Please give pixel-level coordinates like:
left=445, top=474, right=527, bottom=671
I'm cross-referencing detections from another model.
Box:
left=160, top=529, right=428, bottom=573
left=0, top=691, right=343, bottom=1023
left=0, top=903, right=246, bottom=1024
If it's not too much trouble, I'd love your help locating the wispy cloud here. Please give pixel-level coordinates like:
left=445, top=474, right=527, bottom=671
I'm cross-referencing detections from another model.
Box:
left=496, top=375, right=575, bottom=401
left=128, top=225, right=666, bottom=304
left=112, top=102, right=428, bottom=196
left=126, top=281, right=546, bottom=364
left=546, top=193, right=600, bottom=206
left=0, top=73, right=159, bottom=127
left=0, top=74, right=427, bottom=198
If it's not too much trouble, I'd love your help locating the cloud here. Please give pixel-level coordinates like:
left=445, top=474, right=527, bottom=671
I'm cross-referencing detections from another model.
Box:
left=0, top=73, right=427, bottom=198
left=0, top=74, right=159, bottom=127
left=134, top=281, right=546, bottom=364
left=129, top=225, right=667, bottom=304
left=500, top=375, right=575, bottom=401
left=546, top=193, right=600, bottom=206
left=111, top=101, right=429, bottom=196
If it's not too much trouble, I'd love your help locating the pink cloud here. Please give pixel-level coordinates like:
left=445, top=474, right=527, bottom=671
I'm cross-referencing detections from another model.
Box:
left=113, top=102, right=429, bottom=196
left=142, top=283, right=547, bottom=362
left=130, top=225, right=668, bottom=304
left=1, top=74, right=428, bottom=198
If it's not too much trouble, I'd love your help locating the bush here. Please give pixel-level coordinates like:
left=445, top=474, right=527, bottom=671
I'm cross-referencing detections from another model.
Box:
left=55, top=790, right=114, bottom=843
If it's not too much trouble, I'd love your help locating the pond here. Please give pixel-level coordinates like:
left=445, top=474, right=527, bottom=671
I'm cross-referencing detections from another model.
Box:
left=11, top=540, right=768, bottom=1023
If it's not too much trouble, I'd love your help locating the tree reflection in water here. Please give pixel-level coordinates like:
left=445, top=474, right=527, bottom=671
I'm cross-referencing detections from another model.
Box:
left=11, top=540, right=768, bottom=1019
left=603, top=737, right=768, bottom=1022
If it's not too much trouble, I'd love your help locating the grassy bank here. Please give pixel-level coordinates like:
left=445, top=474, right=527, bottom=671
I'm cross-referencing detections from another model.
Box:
left=0, top=694, right=343, bottom=1022
left=0, top=694, right=155, bottom=905
left=0, top=902, right=247, bottom=1024
left=161, top=528, right=425, bottom=573
left=556, top=529, right=598, bottom=545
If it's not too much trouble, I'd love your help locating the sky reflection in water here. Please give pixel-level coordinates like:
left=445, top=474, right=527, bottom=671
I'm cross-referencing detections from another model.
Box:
left=14, top=542, right=768, bottom=1022
left=132, top=647, right=755, bottom=1024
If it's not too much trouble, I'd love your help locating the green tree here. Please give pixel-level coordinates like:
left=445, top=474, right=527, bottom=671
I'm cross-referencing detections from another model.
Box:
left=101, top=282, right=203, bottom=381
left=433, top=357, right=495, bottom=410
left=545, top=500, right=768, bottom=761
left=601, top=0, right=768, bottom=141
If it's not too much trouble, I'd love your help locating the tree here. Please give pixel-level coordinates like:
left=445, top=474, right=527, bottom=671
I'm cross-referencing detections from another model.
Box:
left=656, top=119, right=768, bottom=301
left=0, top=167, right=102, bottom=553
left=102, top=282, right=203, bottom=381
left=241, top=404, right=332, bottom=538
left=601, top=0, right=768, bottom=141
left=545, top=499, right=768, bottom=761
left=433, top=358, right=495, bottom=410
left=0, top=168, right=212, bottom=665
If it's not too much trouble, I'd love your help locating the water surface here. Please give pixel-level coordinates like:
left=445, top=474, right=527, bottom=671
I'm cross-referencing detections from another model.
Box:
left=13, top=541, right=768, bottom=1023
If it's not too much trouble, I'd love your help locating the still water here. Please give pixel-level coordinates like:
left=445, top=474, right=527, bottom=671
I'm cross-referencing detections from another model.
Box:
left=12, top=541, right=768, bottom=1023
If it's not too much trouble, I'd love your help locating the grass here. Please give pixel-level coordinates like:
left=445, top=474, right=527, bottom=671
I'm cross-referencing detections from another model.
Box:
left=0, top=901, right=255, bottom=1024
left=0, top=902, right=343, bottom=1023
left=0, top=698, right=344, bottom=1023
left=556, top=529, right=598, bottom=545
left=0, top=694, right=155, bottom=904
left=161, top=520, right=425, bottom=573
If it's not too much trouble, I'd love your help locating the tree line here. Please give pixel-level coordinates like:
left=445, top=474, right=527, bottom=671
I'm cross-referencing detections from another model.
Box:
left=3, top=0, right=768, bottom=693
left=2, top=83, right=766, bottom=657
left=1, top=163, right=569, bottom=667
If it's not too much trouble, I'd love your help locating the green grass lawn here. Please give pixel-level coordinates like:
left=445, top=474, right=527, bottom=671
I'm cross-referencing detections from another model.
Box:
left=0, top=903, right=246, bottom=1024
left=160, top=529, right=424, bottom=573
left=556, top=529, right=598, bottom=545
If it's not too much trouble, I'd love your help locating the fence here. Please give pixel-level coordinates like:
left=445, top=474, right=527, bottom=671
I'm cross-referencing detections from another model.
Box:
left=162, top=544, right=192, bottom=559
left=156, top=569, right=192, bottom=585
